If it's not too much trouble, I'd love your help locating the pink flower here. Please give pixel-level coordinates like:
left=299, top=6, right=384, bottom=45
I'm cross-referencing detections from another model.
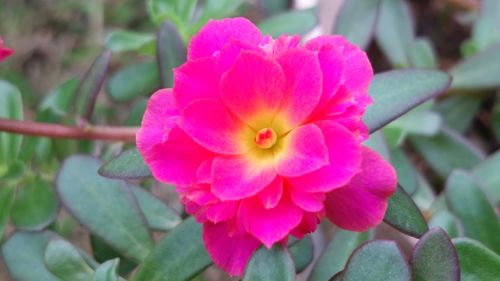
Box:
left=0, top=36, right=14, bottom=62
left=137, top=17, right=397, bottom=276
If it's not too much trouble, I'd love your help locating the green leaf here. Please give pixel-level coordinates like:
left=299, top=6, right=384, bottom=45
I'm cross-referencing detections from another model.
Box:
left=428, top=211, right=461, bottom=238
left=390, top=147, right=417, bottom=194
left=453, top=238, right=500, bottom=281
left=90, top=235, right=136, bottom=276
left=334, top=0, right=381, bottom=49
left=0, top=159, right=25, bottom=180
left=134, top=218, right=212, bottom=281
left=330, top=272, right=343, bottom=281
left=243, top=246, right=295, bottom=281
left=411, top=228, right=460, bottom=281
left=147, top=0, right=197, bottom=27
left=39, top=78, right=79, bottom=118
left=365, top=69, right=451, bottom=133
left=342, top=240, right=411, bottom=281
left=445, top=170, right=500, bottom=253
left=471, top=150, right=500, bottom=205
left=0, top=80, right=23, bottom=164
left=1, top=231, right=61, bottom=281
left=106, top=61, right=160, bottom=102
left=258, top=9, right=317, bottom=38
left=259, top=0, right=288, bottom=16
left=383, top=185, right=428, bottom=238
left=289, top=236, right=313, bottom=273
left=386, top=109, right=442, bottom=137
left=125, top=98, right=147, bottom=126
left=409, top=38, right=438, bottom=68
left=98, top=148, right=152, bottom=179
left=471, top=0, right=500, bottom=51
left=105, top=30, right=155, bottom=53
left=0, top=185, right=15, bottom=241
left=11, top=178, right=59, bottom=230
left=44, top=239, right=95, bottom=281
left=74, top=51, right=111, bottom=120
left=56, top=155, right=154, bottom=262
left=434, top=96, right=482, bottom=133
left=157, top=21, right=186, bottom=88
left=375, top=0, right=413, bottom=67
left=409, top=127, right=485, bottom=179
left=91, top=259, right=120, bottom=281
left=308, top=230, right=369, bottom=281
left=130, top=184, right=181, bottom=231
left=450, top=43, right=500, bottom=90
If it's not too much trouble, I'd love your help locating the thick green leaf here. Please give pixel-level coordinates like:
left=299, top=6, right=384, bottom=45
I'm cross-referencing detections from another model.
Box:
left=0, top=80, right=23, bottom=164
left=334, top=0, right=381, bottom=49
left=259, top=0, right=288, bottom=16
left=365, top=69, right=451, bottom=133
left=91, top=259, right=120, bottom=281
left=309, top=230, right=369, bottom=281
left=0, top=185, right=15, bottom=241
left=409, top=38, right=438, bottom=68
left=57, top=156, right=153, bottom=262
left=445, top=170, right=500, bottom=253
left=289, top=236, right=313, bottom=273
left=125, top=98, right=147, bottom=126
left=428, top=211, right=461, bottom=238
left=90, top=235, right=136, bottom=276
left=386, top=109, right=442, bottom=137
left=375, top=0, right=413, bottom=67
left=409, top=127, right=485, bottom=179
left=39, top=78, right=79, bottom=118
left=130, top=184, right=181, bottom=231
left=74, top=51, right=111, bottom=120
left=258, top=9, right=317, bottom=38
left=243, top=246, right=295, bottom=281
left=453, top=238, right=500, bottom=281
left=44, top=239, right=95, bottom=281
left=157, top=21, right=186, bottom=88
left=450, top=43, right=500, bottom=89
left=411, top=228, right=460, bottom=281
left=390, top=147, right=417, bottom=194
left=434, top=95, right=482, bottom=133
left=383, top=185, right=428, bottom=238
left=11, top=178, right=59, bottom=230
left=1, top=231, right=61, bottom=281
left=0, top=159, right=25, bottom=180
left=471, top=0, right=500, bottom=51
left=134, top=218, right=212, bottom=281
left=98, top=148, right=152, bottom=179
left=106, top=61, right=160, bottom=102
left=471, top=150, right=500, bottom=205
left=342, top=240, right=410, bottom=281
left=105, top=30, right=155, bottom=53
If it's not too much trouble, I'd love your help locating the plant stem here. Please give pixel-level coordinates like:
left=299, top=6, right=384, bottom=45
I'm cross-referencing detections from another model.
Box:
left=0, top=118, right=138, bottom=142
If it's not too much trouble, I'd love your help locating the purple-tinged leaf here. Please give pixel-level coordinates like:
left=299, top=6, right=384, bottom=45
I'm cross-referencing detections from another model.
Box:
left=156, top=21, right=186, bottom=88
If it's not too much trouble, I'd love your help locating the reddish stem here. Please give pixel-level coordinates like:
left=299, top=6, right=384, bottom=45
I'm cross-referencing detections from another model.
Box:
left=0, top=118, right=138, bottom=142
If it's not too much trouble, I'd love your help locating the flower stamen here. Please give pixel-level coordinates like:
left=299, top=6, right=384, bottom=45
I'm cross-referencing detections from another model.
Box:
left=254, top=128, right=277, bottom=149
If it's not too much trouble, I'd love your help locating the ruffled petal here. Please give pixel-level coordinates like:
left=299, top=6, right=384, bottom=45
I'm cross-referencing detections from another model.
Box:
left=238, top=195, right=302, bottom=248
left=325, top=146, right=397, bottom=231
left=258, top=176, right=283, bottom=209
left=205, top=201, right=240, bottom=224
left=211, top=155, right=277, bottom=200
left=289, top=187, right=325, bottom=212
left=291, top=211, right=322, bottom=239
left=173, top=57, right=220, bottom=110
left=220, top=51, right=286, bottom=128
left=277, top=48, right=323, bottom=127
left=288, top=121, right=362, bottom=192
left=188, top=17, right=262, bottom=60
left=275, top=124, right=329, bottom=177
left=140, top=126, right=213, bottom=185
left=203, top=222, right=261, bottom=277
left=179, top=99, right=251, bottom=155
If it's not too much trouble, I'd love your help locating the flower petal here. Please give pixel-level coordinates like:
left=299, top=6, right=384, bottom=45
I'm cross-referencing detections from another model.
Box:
left=289, top=187, right=325, bottom=212
left=291, top=212, right=321, bottom=239
left=140, top=126, right=213, bottom=185
left=288, top=121, right=362, bottom=192
left=0, top=36, right=14, bottom=62
left=205, top=201, right=240, bottom=224
left=136, top=89, right=179, bottom=155
left=220, top=51, right=286, bottom=128
left=277, top=48, right=323, bottom=126
left=173, top=57, right=220, bottom=110
left=258, top=176, right=284, bottom=209
left=238, top=195, right=302, bottom=248
left=179, top=99, right=250, bottom=155
left=188, top=17, right=262, bottom=60
left=275, top=124, right=329, bottom=177
left=212, top=155, right=277, bottom=200
left=203, top=222, right=261, bottom=277
left=325, top=146, right=397, bottom=231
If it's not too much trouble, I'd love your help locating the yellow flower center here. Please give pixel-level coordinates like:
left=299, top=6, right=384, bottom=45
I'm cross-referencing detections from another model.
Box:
left=254, top=128, right=277, bottom=149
